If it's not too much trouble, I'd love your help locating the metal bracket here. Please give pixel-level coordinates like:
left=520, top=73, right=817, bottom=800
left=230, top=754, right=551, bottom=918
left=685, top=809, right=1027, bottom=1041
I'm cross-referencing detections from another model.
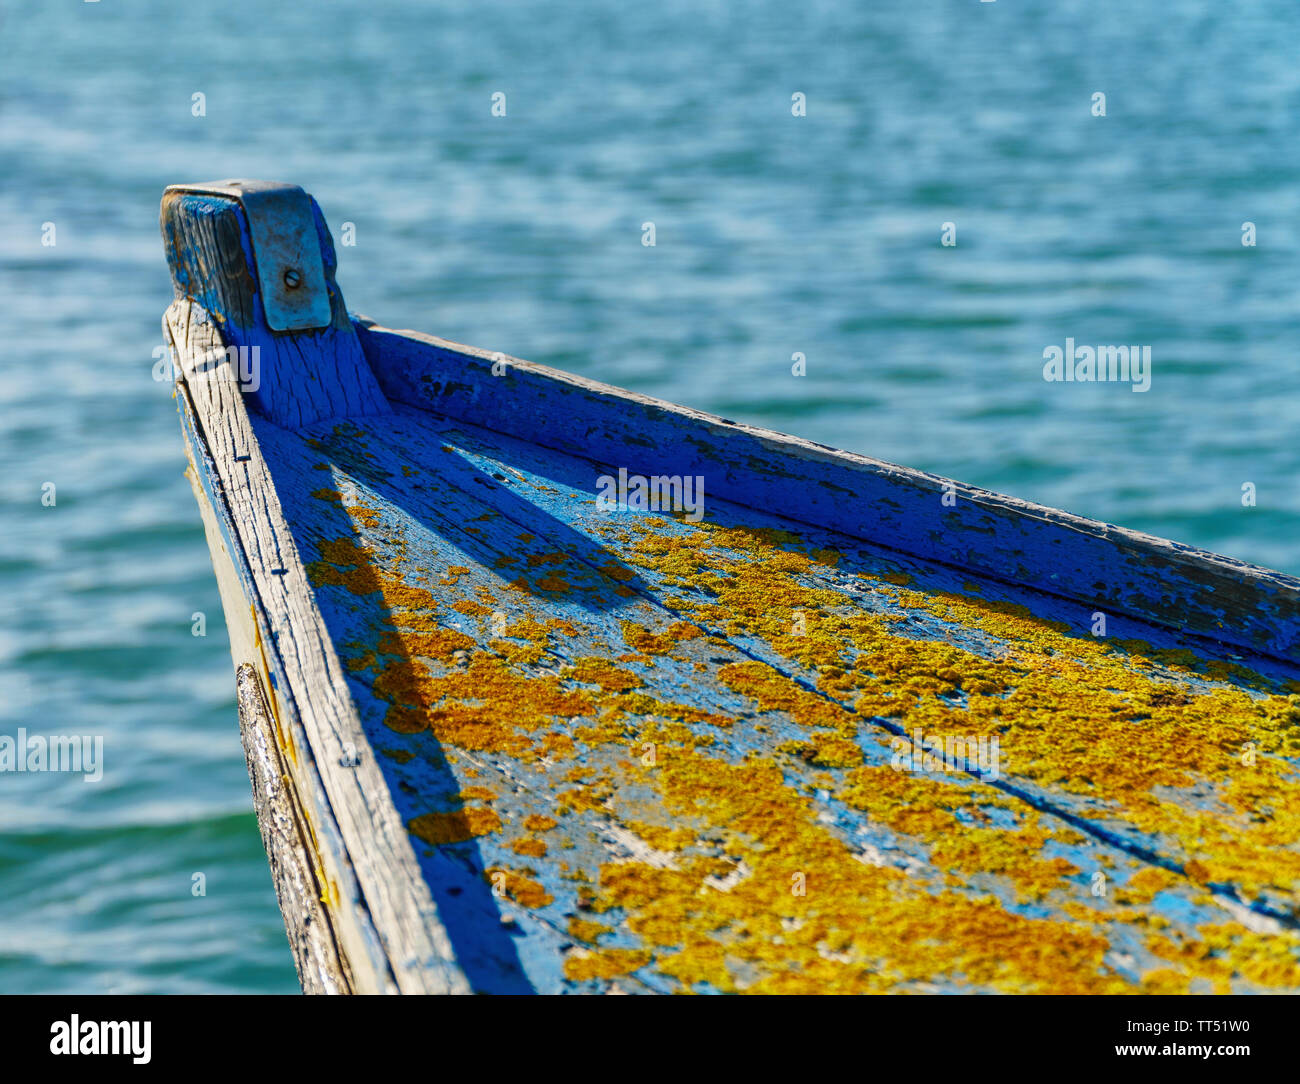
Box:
left=164, top=180, right=332, bottom=332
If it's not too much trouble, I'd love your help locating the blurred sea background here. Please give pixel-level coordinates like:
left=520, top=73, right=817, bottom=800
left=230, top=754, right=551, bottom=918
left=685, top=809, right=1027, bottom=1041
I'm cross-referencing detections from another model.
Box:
left=0, top=0, right=1296, bottom=992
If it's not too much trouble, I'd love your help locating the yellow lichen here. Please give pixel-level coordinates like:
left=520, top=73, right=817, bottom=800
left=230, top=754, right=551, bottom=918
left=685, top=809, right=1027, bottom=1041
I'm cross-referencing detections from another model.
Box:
left=564, top=948, right=651, bottom=982
left=302, top=479, right=1300, bottom=992
left=488, top=868, right=553, bottom=909
left=408, top=806, right=500, bottom=846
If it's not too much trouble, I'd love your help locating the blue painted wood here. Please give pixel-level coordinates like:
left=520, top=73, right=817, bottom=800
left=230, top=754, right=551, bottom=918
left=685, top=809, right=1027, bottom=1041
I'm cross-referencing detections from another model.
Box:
left=357, top=324, right=1300, bottom=663
left=161, top=190, right=390, bottom=428
left=243, top=402, right=1300, bottom=991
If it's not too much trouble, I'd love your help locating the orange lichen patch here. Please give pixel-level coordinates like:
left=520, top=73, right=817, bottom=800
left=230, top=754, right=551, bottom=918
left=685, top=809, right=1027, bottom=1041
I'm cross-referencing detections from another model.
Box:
left=567, top=917, right=612, bottom=942
left=1147, top=924, right=1300, bottom=992
left=307, top=538, right=441, bottom=615
left=511, top=837, right=548, bottom=858
left=408, top=806, right=501, bottom=846
left=555, top=786, right=609, bottom=815
left=599, top=561, right=636, bottom=583
left=382, top=610, right=451, bottom=637
left=580, top=747, right=1131, bottom=993
left=526, top=552, right=567, bottom=568
left=839, top=764, right=998, bottom=839
left=488, top=868, right=553, bottom=909
left=454, top=600, right=492, bottom=617
left=377, top=628, right=475, bottom=660
left=348, top=505, right=382, bottom=529
left=305, top=493, right=1300, bottom=988
left=719, top=663, right=853, bottom=731
left=568, top=658, right=643, bottom=692
left=379, top=747, right=414, bottom=764
left=564, top=948, right=651, bottom=982
left=501, top=616, right=568, bottom=643
left=480, top=617, right=576, bottom=667
left=311, top=488, right=343, bottom=502
left=620, top=621, right=704, bottom=655
left=458, top=786, right=497, bottom=804
left=928, top=820, right=1080, bottom=904
left=483, top=639, right=540, bottom=668
left=309, top=537, right=610, bottom=748
left=1115, top=867, right=1181, bottom=905
left=535, top=573, right=573, bottom=594
left=1140, top=968, right=1191, bottom=994
left=621, top=820, right=698, bottom=853
left=595, top=691, right=725, bottom=730
left=379, top=654, right=593, bottom=752
left=778, top=733, right=863, bottom=769
left=539, top=731, right=577, bottom=759
left=493, top=555, right=519, bottom=569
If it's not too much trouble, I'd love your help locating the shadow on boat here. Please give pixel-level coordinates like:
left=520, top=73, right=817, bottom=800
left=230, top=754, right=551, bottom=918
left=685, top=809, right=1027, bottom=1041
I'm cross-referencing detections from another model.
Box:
left=308, top=412, right=658, bottom=614
left=292, top=472, right=540, bottom=991
left=264, top=421, right=675, bottom=993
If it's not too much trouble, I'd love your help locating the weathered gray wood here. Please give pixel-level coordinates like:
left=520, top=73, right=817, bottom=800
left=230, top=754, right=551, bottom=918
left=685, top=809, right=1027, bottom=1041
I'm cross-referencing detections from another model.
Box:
left=166, top=299, right=469, bottom=994
left=180, top=419, right=361, bottom=991
left=236, top=663, right=352, bottom=994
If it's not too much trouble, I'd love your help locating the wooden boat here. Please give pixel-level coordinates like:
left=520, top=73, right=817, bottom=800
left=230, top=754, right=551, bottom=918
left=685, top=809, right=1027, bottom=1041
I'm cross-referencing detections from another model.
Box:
left=161, top=180, right=1300, bottom=995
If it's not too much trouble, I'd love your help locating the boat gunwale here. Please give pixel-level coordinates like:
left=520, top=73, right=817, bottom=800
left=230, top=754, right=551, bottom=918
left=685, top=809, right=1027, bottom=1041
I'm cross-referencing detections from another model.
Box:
left=355, top=318, right=1300, bottom=665
left=166, top=299, right=469, bottom=994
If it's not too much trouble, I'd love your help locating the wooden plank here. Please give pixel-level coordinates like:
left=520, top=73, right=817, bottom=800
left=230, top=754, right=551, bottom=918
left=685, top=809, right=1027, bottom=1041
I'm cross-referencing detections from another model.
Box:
left=175, top=372, right=396, bottom=992
left=248, top=402, right=1300, bottom=993
left=235, top=663, right=353, bottom=994
left=166, top=300, right=467, bottom=993
left=355, top=321, right=1300, bottom=662
left=180, top=421, right=352, bottom=991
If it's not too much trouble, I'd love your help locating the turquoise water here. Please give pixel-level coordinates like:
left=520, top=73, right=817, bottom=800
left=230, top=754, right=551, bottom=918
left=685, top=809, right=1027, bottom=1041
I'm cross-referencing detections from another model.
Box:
left=1, top=1, right=1297, bottom=993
